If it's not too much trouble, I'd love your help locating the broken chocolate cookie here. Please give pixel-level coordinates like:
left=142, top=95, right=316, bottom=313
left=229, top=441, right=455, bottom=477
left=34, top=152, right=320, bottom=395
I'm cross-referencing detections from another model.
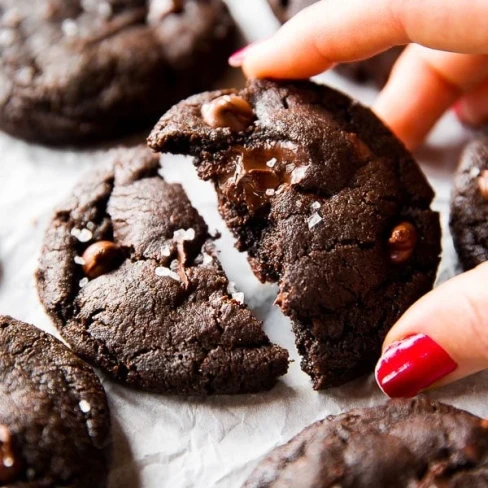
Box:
left=36, top=145, right=288, bottom=394
left=148, top=79, right=441, bottom=389
left=0, top=315, right=110, bottom=487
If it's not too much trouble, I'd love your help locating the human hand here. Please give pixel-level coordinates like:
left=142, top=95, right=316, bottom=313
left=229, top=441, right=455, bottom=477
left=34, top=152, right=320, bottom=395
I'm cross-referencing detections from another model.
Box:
left=229, top=0, right=488, bottom=397
left=230, top=0, right=488, bottom=150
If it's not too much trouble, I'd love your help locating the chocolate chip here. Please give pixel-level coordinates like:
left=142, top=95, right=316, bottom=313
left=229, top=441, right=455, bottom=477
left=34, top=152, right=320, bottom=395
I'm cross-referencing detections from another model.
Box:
left=81, top=241, right=124, bottom=279
left=0, top=425, right=21, bottom=483
left=201, top=95, right=254, bottom=132
left=388, top=222, right=417, bottom=264
left=478, top=170, right=488, bottom=200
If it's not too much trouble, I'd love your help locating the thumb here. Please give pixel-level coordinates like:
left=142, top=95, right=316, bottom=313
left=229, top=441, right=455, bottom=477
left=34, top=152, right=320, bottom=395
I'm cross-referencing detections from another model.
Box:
left=375, top=261, right=488, bottom=398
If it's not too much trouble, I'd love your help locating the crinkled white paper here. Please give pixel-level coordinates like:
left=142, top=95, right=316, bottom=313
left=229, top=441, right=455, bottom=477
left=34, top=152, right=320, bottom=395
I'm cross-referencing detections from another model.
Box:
left=0, top=1, right=487, bottom=487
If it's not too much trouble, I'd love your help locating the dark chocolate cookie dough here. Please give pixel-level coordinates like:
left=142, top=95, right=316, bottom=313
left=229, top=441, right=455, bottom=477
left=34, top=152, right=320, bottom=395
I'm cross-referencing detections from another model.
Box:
left=148, top=79, right=441, bottom=389
left=0, top=315, right=110, bottom=487
left=266, top=0, right=403, bottom=87
left=0, top=0, right=236, bottom=145
left=450, top=135, right=488, bottom=270
left=243, top=397, right=488, bottom=488
left=37, top=146, right=288, bottom=394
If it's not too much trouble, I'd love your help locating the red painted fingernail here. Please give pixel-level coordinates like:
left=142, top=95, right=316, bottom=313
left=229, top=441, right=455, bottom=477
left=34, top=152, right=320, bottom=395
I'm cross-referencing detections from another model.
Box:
left=228, top=39, right=268, bottom=67
left=453, top=101, right=467, bottom=122
left=229, top=45, right=250, bottom=67
left=375, top=333, right=458, bottom=398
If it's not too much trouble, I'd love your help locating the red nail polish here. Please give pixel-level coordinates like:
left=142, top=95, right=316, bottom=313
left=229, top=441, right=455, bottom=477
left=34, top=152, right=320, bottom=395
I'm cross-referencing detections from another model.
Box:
left=453, top=101, right=466, bottom=122
left=228, top=45, right=252, bottom=67
left=375, top=334, right=457, bottom=398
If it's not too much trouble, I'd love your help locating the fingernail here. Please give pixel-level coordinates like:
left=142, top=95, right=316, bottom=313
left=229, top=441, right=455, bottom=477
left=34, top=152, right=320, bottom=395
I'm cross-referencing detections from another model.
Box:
left=228, top=40, right=266, bottom=67
left=375, top=333, right=458, bottom=398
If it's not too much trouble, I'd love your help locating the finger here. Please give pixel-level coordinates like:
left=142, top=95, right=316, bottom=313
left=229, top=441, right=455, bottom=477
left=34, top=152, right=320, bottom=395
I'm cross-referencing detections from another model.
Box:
left=374, top=46, right=488, bottom=150
left=454, top=78, right=488, bottom=127
left=375, top=262, right=488, bottom=398
left=237, top=0, right=488, bottom=79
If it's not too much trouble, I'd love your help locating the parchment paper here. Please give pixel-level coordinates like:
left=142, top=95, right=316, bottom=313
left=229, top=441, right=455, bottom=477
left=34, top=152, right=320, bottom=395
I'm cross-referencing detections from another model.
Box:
left=0, top=1, right=487, bottom=486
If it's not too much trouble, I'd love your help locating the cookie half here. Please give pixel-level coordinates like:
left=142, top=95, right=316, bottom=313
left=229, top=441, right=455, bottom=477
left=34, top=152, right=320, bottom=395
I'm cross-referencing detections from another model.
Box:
left=266, top=0, right=402, bottom=87
left=36, top=146, right=288, bottom=394
left=148, top=79, right=441, bottom=389
left=0, top=0, right=236, bottom=145
left=450, top=135, right=488, bottom=270
left=0, top=315, right=110, bottom=487
left=243, top=397, right=488, bottom=488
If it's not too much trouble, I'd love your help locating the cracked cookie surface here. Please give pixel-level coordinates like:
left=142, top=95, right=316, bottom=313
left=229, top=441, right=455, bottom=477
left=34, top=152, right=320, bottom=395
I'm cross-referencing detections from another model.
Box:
left=450, top=135, right=488, bottom=270
left=243, top=397, right=488, bottom=488
left=148, top=79, right=441, bottom=389
left=0, top=315, right=110, bottom=487
left=36, top=146, right=288, bottom=394
left=0, top=0, right=236, bottom=145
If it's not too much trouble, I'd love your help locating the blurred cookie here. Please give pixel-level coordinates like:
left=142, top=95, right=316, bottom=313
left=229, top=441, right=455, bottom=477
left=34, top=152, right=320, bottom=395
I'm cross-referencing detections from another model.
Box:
left=243, top=397, right=488, bottom=487
left=37, top=146, right=288, bottom=394
left=450, top=135, right=488, bottom=270
left=0, top=315, right=110, bottom=487
left=148, top=79, right=441, bottom=389
left=0, top=0, right=236, bottom=145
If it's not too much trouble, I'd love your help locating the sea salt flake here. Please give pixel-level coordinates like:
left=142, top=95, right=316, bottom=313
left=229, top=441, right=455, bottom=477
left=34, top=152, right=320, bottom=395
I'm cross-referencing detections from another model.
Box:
left=3, top=456, right=14, bottom=468
left=170, top=259, right=179, bottom=271
left=308, top=212, right=322, bottom=229
left=79, top=277, right=89, bottom=288
left=79, top=400, right=91, bottom=413
left=232, top=292, right=245, bottom=304
left=62, top=19, right=78, bottom=37
left=161, top=244, right=171, bottom=257
left=15, top=66, right=34, bottom=85
left=0, top=28, right=15, bottom=47
left=265, top=189, right=275, bottom=196
left=173, top=228, right=195, bottom=242
left=155, top=266, right=180, bottom=282
left=194, top=254, right=203, bottom=265
left=291, top=166, right=308, bottom=184
left=266, top=158, right=277, bottom=168
left=2, top=8, right=22, bottom=28
left=202, top=253, right=213, bottom=265
left=227, top=281, right=237, bottom=294
left=470, top=167, right=481, bottom=178
left=71, top=227, right=93, bottom=243
left=74, top=256, right=86, bottom=265
left=296, top=201, right=303, bottom=208
left=311, top=201, right=321, bottom=210
left=86, top=221, right=95, bottom=231
left=98, top=2, right=113, bottom=18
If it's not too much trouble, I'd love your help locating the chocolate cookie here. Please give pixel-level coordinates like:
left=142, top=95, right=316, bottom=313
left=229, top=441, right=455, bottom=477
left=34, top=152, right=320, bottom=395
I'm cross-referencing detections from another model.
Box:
left=243, top=397, right=488, bottom=488
left=266, top=0, right=402, bottom=87
left=0, top=315, right=110, bottom=487
left=36, top=146, right=288, bottom=394
left=450, top=135, right=488, bottom=270
left=0, top=0, right=236, bottom=145
left=148, top=79, right=441, bottom=389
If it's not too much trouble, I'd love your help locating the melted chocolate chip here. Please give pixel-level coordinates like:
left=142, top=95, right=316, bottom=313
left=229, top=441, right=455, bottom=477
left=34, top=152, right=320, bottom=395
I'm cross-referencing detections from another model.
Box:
left=388, top=222, right=418, bottom=264
left=0, top=425, right=21, bottom=484
left=478, top=170, right=488, bottom=200
left=218, top=145, right=309, bottom=213
left=81, top=241, right=124, bottom=279
left=201, top=95, right=255, bottom=132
